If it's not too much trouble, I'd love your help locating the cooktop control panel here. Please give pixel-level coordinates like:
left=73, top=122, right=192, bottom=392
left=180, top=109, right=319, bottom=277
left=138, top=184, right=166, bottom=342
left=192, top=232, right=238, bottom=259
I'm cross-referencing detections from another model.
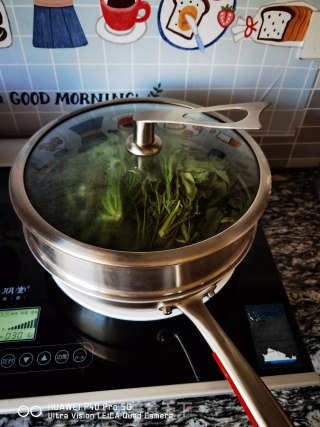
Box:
left=0, top=341, right=93, bottom=374
left=0, top=306, right=92, bottom=375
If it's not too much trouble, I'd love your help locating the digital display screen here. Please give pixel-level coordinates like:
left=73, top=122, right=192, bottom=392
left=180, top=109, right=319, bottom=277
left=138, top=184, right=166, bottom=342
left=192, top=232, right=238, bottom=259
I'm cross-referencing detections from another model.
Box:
left=0, top=307, right=40, bottom=342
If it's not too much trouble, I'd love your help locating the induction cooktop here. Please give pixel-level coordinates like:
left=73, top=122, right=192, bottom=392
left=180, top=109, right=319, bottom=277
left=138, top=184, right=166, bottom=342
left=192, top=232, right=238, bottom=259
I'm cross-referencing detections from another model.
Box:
left=0, top=167, right=318, bottom=414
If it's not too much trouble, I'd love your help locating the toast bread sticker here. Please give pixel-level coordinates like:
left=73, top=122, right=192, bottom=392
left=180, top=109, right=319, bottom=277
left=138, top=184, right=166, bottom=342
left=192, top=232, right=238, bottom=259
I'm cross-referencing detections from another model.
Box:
left=166, top=0, right=210, bottom=40
left=232, top=1, right=317, bottom=47
left=158, top=0, right=236, bottom=51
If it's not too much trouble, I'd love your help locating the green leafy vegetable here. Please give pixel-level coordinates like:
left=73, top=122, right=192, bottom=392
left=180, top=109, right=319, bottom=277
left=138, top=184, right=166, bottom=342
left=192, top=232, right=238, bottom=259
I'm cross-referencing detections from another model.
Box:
left=100, top=159, right=125, bottom=222
left=57, top=133, right=251, bottom=251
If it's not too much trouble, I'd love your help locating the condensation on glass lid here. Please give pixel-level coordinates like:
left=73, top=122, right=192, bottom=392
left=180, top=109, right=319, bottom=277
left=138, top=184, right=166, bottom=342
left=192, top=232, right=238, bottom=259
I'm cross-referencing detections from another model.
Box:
left=24, top=104, right=259, bottom=252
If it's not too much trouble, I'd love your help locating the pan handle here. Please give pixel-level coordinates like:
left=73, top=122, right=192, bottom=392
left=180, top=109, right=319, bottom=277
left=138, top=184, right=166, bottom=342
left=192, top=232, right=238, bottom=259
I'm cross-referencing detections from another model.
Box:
left=175, top=295, right=294, bottom=427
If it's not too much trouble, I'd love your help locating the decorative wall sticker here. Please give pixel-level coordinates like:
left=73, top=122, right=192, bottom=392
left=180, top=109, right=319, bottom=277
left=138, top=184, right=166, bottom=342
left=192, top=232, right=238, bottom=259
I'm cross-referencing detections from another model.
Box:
left=148, top=83, right=163, bottom=97
left=0, top=0, right=12, bottom=48
left=2, top=90, right=140, bottom=109
left=96, top=0, right=151, bottom=44
left=33, top=0, right=88, bottom=48
left=232, top=1, right=317, bottom=46
left=158, top=0, right=237, bottom=51
left=217, top=5, right=236, bottom=28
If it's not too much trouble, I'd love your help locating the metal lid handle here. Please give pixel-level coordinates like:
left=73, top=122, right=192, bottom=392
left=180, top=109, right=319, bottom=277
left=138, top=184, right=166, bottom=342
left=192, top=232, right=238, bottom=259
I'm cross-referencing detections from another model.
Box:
left=127, top=102, right=269, bottom=156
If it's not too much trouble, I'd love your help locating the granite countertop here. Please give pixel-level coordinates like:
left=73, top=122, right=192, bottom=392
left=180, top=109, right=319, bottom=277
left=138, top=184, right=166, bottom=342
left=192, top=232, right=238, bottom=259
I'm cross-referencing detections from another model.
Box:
left=1, top=167, right=320, bottom=427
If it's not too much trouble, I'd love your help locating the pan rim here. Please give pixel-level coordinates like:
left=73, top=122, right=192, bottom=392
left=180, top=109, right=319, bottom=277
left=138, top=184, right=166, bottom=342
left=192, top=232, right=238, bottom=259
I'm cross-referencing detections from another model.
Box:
left=9, top=97, right=271, bottom=268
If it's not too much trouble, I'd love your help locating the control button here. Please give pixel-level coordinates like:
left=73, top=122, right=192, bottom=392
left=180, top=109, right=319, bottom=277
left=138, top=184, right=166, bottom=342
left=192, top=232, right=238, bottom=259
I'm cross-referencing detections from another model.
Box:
left=19, top=352, right=34, bottom=367
left=1, top=353, right=15, bottom=369
left=73, top=348, right=87, bottom=363
left=37, top=351, right=51, bottom=366
left=55, top=349, right=69, bottom=365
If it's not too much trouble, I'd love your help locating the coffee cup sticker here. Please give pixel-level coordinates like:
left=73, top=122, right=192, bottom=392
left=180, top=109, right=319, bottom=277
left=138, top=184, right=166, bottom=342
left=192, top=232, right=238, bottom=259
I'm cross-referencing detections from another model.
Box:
left=96, top=0, right=151, bottom=44
left=158, top=0, right=236, bottom=52
left=232, top=1, right=317, bottom=47
left=0, top=0, right=12, bottom=48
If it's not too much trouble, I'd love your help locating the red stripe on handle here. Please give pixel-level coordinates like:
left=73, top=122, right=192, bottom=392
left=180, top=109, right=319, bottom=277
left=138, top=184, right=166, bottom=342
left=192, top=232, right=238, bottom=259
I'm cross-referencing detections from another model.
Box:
left=212, top=352, right=259, bottom=427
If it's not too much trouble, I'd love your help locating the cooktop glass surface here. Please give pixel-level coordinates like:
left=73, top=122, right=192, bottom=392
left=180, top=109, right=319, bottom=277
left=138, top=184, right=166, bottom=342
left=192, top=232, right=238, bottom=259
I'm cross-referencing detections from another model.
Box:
left=0, top=167, right=314, bottom=401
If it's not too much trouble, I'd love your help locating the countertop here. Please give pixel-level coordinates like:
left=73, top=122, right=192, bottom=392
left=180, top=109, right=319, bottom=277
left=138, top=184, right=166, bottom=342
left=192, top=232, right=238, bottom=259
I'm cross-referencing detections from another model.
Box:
left=1, top=167, right=320, bottom=426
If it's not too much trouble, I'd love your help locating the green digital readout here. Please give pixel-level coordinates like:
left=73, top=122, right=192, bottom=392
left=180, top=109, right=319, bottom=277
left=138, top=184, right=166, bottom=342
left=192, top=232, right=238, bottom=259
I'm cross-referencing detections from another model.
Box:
left=0, top=308, right=40, bottom=342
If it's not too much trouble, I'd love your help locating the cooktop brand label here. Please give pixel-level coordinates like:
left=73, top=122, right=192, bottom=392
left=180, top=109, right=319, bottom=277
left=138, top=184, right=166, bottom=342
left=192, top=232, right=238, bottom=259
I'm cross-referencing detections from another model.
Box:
left=1, top=286, right=31, bottom=303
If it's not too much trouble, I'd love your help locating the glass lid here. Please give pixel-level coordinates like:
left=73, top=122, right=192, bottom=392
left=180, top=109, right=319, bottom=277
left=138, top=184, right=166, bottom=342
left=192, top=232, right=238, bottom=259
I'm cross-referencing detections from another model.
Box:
left=24, top=100, right=260, bottom=252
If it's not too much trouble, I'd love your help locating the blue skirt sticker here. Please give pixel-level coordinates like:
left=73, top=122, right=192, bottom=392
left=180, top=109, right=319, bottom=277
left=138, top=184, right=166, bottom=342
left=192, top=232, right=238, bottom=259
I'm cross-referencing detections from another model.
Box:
left=33, top=5, right=88, bottom=49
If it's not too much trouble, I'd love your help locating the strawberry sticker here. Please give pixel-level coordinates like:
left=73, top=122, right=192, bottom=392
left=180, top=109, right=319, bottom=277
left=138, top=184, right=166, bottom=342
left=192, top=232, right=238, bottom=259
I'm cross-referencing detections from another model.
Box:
left=217, top=4, right=235, bottom=28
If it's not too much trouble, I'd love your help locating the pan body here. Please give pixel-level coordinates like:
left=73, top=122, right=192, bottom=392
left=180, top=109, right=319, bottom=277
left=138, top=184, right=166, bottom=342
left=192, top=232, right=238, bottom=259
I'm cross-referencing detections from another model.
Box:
left=9, top=98, right=271, bottom=308
left=23, top=223, right=256, bottom=306
left=52, top=267, right=236, bottom=321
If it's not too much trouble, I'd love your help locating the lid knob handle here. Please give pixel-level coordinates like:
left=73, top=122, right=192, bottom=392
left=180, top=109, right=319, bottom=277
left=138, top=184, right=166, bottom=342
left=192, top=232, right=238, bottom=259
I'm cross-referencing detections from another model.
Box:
left=126, top=121, right=162, bottom=156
